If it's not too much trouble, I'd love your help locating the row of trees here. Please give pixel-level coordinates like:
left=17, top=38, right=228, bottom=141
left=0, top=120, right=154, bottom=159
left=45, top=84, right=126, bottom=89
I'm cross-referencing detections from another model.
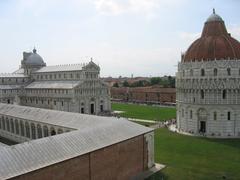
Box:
left=113, top=76, right=175, bottom=88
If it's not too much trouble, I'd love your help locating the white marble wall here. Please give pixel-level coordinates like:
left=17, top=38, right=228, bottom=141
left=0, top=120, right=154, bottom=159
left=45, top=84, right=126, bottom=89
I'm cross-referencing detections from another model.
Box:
left=144, top=131, right=155, bottom=168
left=176, top=59, right=240, bottom=137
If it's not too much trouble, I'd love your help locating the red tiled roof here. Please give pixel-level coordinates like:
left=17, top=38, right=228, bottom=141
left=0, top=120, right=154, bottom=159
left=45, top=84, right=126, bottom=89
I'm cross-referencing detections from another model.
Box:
left=183, top=12, right=240, bottom=62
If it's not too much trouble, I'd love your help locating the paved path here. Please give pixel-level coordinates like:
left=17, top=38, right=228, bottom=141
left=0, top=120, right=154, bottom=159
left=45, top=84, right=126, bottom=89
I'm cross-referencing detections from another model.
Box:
left=127, top=118, right=157, bottom=124
left=132, top=163, right=166, bottom=180
left=168, top=124, right=194, bottom=136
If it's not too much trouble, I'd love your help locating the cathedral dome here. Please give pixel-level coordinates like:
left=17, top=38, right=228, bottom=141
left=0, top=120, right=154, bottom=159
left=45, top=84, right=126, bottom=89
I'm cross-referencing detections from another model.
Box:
left=25, top=48, right=45, bottom=66
left=183, top=9, right=240, bottom=62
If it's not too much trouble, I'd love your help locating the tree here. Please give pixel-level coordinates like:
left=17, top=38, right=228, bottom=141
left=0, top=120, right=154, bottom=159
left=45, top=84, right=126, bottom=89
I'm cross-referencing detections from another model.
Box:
left=123, top=80, right=129, bottom=87
left=168, top=76, right=175, bottom=88
left=113, top=82, right=119, bottom=87
left=150, top=77, right=162, bottom=85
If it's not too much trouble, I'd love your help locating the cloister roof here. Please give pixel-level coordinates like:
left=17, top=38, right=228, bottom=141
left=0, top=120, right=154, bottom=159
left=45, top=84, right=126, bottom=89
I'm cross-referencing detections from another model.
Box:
left=0, top=103, right=152, bottom=179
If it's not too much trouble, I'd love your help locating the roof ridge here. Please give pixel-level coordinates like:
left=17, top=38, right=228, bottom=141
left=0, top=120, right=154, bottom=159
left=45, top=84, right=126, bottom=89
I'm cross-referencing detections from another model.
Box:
left=45, top=63, right=85, bottom=68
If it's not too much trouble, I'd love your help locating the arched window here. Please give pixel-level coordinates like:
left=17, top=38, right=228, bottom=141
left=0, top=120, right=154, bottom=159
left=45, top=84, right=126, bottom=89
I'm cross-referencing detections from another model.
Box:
left=227, top=68, right=231, bottom=76
left=201, top=69, right=205, bottom=76
left=2, top=117, right=6, bottom=130
left=57, top=128, right=63, bottom=134
left=190, top=110, right=193, bottom=119
left=10, top=119, right=14, bottom=133
left=37, top=124, right=42, bottom=138
left=15, top=119, right=19, bottom=135
left=213, top=68, right=218, bottom=76
left=213, top=112, right=217, bottom=121
left=227, top=112, right=231, bottom=120
left=31, top=123, right=36, bottom=139
left=50, top=127, right=56, bottom=136
left=100, top=104, right=104, bottom=112
left=6, top=118, right=10, bottom=132
left=20, top=120, right=25, bottom=136
left=81, top=107, right=84, bottom=114
left=190, top=69, right=193, bottom=76
left=183, top=70, right=185, bottom=77
left=201, top=90, right=204, bottom=99
left=0, top=117, right=2, bottom=129
left=222, top=90, right=227, bottom=99
left=25, top=122, right=30, bottom=138
left=43, top=126, right=49, bottom=137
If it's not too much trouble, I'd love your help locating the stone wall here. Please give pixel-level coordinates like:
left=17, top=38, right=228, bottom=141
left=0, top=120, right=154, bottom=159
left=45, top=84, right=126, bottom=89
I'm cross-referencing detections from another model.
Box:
left=11, top=135, right=151, bottom=180
left=111, top=87, right=176, bottom=104
left=176, top=60, right=240, bottom=137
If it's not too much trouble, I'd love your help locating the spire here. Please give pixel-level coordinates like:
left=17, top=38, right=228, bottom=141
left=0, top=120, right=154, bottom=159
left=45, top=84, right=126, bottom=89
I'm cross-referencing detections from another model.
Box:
left=33, top=47, right=37, bottom=54
left=213, top=8, right=215, bottom=14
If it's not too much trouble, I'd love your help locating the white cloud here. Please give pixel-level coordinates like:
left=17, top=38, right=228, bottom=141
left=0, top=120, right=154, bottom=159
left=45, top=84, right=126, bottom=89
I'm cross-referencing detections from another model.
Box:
left=94, top=0, right=126, bottom=15
left=179, top=32, right=200, bottom=42
left=178, top=31, right=200, bottom=51
left=93, top=0, right=183, bottom=18
left=229, top=25, right=240, bottom=40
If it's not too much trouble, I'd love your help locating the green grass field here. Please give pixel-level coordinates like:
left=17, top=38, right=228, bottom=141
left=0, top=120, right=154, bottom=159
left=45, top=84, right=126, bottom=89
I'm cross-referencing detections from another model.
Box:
left=112, top=102, right=240, bottom=179
left=112, top=103, right=176, bottom=121
left=148, top=128, right=240, bottom=180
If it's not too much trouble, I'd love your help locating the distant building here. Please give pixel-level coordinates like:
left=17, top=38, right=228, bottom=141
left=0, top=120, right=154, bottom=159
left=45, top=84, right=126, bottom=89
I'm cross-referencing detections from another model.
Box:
left=102, top=76, right=151, bottom=87
left=111, top=86, right=176, bottom=104
left=0, top=49, right=111, bottom=115
left=176, top=10, right=240, bottom=137
left=0, top=103, right=154, bottom=179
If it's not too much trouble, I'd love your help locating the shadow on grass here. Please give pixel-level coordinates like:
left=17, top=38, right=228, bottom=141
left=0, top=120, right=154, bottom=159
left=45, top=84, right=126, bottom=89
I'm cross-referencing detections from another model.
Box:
left=205, top=137, right=240, bottom=149
left=145, top=171, right=168, bottom=180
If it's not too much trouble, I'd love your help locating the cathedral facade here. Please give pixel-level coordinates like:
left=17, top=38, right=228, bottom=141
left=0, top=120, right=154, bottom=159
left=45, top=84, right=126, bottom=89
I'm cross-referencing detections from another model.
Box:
left=176, top=10, right=240, bottom=137
left=0, top=49, right=111, bottom=115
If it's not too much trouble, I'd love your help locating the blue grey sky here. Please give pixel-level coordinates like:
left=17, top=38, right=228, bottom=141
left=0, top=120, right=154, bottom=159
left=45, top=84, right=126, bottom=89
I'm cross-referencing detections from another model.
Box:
left=0, top=0, right=239, bottom=77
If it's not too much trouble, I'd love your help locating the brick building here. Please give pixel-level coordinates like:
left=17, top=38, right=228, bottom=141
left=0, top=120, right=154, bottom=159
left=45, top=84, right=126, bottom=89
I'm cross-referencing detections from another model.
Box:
left=111, top=86, right=176, bottom=104
left=0, top=103, right=154, bottom=179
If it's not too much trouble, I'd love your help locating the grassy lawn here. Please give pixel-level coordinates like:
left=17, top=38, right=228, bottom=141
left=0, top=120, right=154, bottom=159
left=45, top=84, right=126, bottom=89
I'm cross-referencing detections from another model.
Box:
left=111, top=103, right=176, bottom=121
left=147, top=128, right=240, bottom=180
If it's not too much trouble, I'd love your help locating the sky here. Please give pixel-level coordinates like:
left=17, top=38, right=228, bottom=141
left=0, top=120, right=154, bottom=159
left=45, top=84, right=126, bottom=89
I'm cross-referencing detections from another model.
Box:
left=0, top=0, right=239, bottom=77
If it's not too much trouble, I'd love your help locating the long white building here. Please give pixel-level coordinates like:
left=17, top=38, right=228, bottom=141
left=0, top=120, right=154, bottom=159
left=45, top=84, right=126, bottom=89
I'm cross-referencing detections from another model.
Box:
left=176, top=10, right=240, bottom=137
left=0, top=49, right=111, bottom=115
left=0, top=103, right=154, bottom=179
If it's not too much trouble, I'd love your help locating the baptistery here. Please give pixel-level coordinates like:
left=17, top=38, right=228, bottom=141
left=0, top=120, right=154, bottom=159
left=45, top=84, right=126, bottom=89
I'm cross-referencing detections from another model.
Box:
left=176, top=9, right=240, bottom=137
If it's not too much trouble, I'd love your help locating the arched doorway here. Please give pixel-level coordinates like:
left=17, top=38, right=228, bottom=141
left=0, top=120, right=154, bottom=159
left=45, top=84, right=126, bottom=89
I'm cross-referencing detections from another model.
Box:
left=90, top=103, right=94, bottom=114
left=197, top=108, right=207, bottom=134
left=50, top=127, right=56, bottom=136
left=90, top=98, right=95, bottom=114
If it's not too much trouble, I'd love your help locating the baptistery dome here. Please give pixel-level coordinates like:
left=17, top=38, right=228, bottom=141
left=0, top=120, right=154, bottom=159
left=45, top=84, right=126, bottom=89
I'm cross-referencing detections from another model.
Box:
left=176, top=10, right=240, bottom=138
left=183, top=9, right=240, bottom=62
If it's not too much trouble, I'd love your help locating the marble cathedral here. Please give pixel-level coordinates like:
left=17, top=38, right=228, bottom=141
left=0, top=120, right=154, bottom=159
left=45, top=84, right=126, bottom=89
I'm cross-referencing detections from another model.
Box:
left=0, top=49, right=111, bottom=115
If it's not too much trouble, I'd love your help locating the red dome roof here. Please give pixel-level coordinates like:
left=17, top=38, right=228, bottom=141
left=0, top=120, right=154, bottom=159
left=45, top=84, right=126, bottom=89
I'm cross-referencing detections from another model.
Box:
left=183, top=10, right=240, bottom=62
